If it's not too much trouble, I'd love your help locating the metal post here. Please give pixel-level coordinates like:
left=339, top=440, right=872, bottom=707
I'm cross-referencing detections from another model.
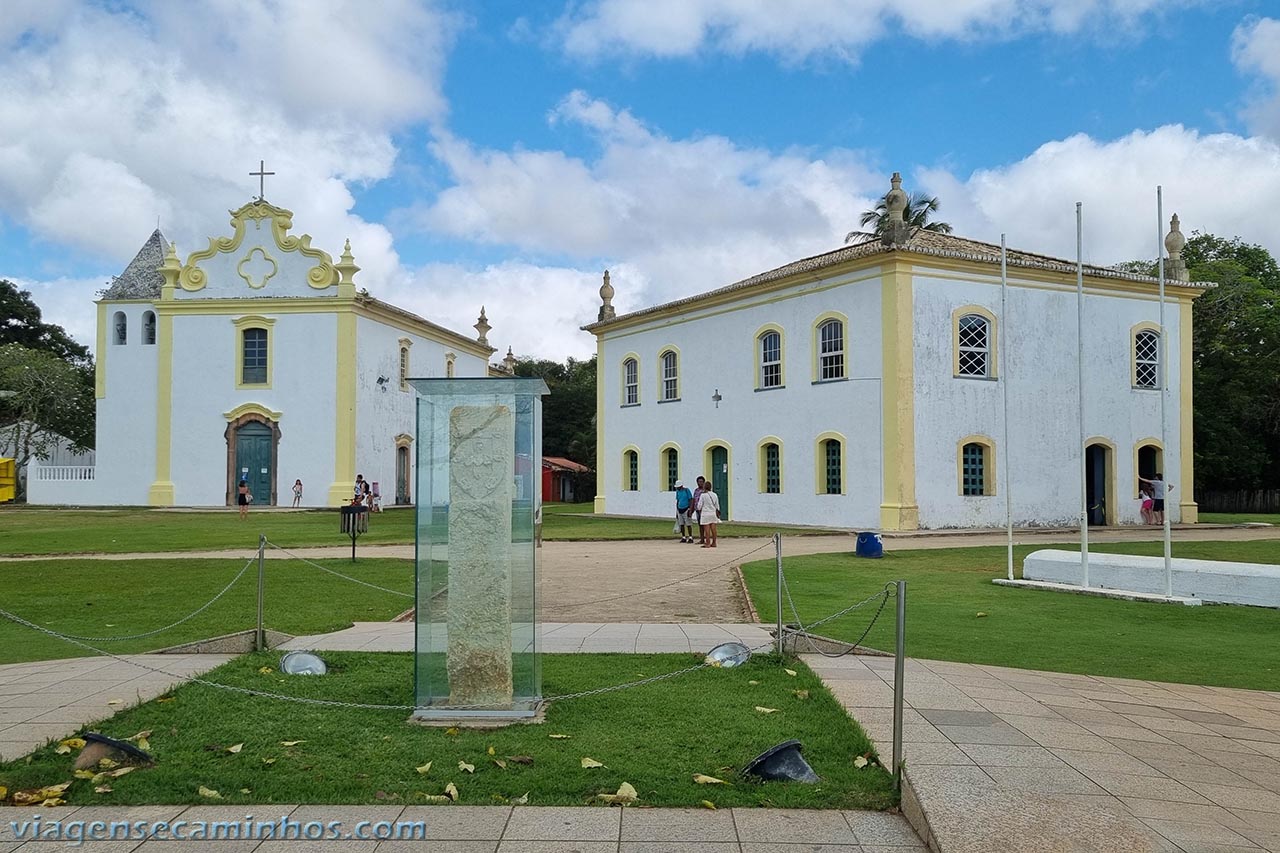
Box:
left=255, top=533, right=266, bottom=652
left=1001, top=234, right=1014, bottom=581
left=1076, top=202, right=1090, bottom=589
left=775, top=532, right=784, bottom=657
left=892, top=580, right=906, bottom=791
left=1157, top=187, right=1173, bottom=596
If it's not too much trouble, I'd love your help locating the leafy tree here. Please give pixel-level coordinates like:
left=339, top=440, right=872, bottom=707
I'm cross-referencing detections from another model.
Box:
left=1, top=279, right=91, bottom=367
left=0, top=344, right=96, bottom=500
left=846, top=191, right=953, bottom=243
left=513, top=355, right=597, bottom=500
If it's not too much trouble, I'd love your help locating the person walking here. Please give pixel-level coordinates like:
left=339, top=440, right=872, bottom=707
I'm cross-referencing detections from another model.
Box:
left=674, top=480, right=695, bottom=543
left=292, top=479, right=303, bottom=508
left=237, top=479, right=251, bottom=520
left=697, top=483, right=721, bottom=548
left=1137, top=473, right=1174, bottom=525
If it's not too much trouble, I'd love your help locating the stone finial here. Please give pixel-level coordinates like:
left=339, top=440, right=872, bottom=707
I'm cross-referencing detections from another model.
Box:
left=1164, top=214, right=1188, bottom=282
left=598, top=269, right=616, bottom=322
left=159, top=240, right=182, bottom=292
left=881, top=171, right=912, bottom=247
left=502, top=346, right=518, bottom=374
left=474, top=306, right=491, bottom=346
left=335, top=237, right=361, bottom=285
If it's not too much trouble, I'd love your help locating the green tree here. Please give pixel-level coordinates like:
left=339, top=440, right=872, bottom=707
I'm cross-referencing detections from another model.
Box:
left=513, top=355, right=597, bottom=498
left=0, top=279, right=91, bottom=367
left=0, top=344, right=96, bottom=499
left=846, top=191, right=953, bottom=243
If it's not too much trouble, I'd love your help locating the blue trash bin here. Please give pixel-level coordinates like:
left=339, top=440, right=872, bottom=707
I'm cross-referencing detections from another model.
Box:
left=855, top=532, right=883, bottom=558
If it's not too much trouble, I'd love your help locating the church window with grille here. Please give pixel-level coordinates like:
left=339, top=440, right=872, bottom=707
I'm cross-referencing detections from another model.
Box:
left=625, top=450, right=639, bottom=491
left=962, top=443, right=987, bottom=496
left=665, top=447, right=679, bottom=490
left=957, top=314, right=990, bottom=377
left=623, top=357, right=638, bottom=405
left=764, top=442, right=781, bottom=494
left=1135, top=330, right=1159, bottom=389
left=823, top=438, right=842, bottom=494
left=242, top=329, right=268, bottom=385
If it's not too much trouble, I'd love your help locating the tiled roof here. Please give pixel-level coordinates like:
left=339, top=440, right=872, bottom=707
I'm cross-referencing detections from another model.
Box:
left=543, top=456, right=591, bottom=473
left=100, top=229, right=167, bottom=300
left=582, top=229, right=1212, bottom=331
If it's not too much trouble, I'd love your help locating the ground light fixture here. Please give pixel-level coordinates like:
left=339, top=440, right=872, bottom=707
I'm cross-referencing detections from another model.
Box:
left=704, top=642, right=751, bottom=668
left=280, top=651, right=327, bottom=675
left=742, top=739, right=821, bottom=783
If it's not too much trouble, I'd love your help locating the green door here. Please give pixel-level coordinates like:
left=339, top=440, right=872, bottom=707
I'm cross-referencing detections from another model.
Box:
left=235, top=422, right=273, bottom=506
left=711, top=445, right=729, bottom=521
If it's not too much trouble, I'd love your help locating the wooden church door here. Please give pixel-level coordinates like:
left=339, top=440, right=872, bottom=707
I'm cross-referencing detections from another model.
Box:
left=235, top=422, right=274, bottom=505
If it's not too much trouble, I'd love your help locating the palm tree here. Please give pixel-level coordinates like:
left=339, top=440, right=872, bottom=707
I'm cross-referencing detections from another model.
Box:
left=846, top=191, right=953, bottom=244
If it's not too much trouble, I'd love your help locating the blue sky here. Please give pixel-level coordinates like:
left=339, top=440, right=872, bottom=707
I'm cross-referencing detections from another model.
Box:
left=3, top=1, right=1279, bottom=358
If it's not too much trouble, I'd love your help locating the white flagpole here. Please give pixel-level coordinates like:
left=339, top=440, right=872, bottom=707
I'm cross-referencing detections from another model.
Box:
left=1001, top=234, right=1013, bottom=581
left=1158, top=187, right=1172, bottom=595
left=1077, top=202, right=1089, bottom=588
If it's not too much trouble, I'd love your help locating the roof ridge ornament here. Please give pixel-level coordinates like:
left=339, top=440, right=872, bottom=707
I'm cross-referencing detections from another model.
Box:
left=475, top=306, right=491, bottom=346
left=598, top=269, right=616, bottom=321
left=1164, top=213, right=1188, bottom=282
left=881, top=172, right=911, bottom=247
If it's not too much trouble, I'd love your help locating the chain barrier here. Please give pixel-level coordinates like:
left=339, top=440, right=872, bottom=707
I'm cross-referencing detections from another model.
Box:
left=780, top=562, right=893, bottom=658
left=265, top=540, right=414, bottom=599
left=556, top=539, right=774, bottom=608
left=0, top=558, right=255, bottom=643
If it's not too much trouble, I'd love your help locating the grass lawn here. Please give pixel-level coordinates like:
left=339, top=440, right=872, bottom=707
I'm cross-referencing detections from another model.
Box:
left=0, top=504, right=836, bottom=556
left=1199, top=512, right=1280, bottom=526
left=0, top=653, right=895, bottom=810
left=0, top=558, right=415, bottom=665
left=742, top=539, right=1280, bottom=692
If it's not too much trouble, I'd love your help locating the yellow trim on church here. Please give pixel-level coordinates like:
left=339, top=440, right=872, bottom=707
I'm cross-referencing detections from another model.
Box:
left=328, top=307, right=358, bottom=506
left=594, top=335, right=606, bottom=514
left=94, top=303, right=107, bottom=399
left=224, top=402, right=284, bottom=422
left=148, top=311, right=176, bottom=506
left=1178, top=301, right=1198, bottom=522
left=880, top=260, right=918, bottom=530
left=232, top=315, right=276, bottom=390
left=178, top=201, right=337, bottom=293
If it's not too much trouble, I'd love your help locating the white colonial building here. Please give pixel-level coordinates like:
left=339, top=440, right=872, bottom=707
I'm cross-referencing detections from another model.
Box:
left=584, top=176, right=1206, bottom=530
left=29, top=197, right=506, bottom=507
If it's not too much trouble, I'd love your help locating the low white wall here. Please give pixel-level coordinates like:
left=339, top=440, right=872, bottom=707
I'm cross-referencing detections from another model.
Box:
left=1023, top=549, right=1280, bottom=607
left=26, top=465, right=103, bottom=505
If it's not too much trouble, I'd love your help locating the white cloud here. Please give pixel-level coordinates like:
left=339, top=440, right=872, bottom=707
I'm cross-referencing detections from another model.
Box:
left=1232, top=16, right=1280, bottom=140
left=8, top=276, right=106, bottom=348
left=556, top=0, right=1207, bottom=62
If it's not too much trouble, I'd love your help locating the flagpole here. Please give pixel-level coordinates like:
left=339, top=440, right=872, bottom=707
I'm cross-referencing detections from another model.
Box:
left=1001, top=234, right=1013, bottom=581
left=1158, top=187, right=1172, bottom=595
left=1077, top=202, right=1089, bottom=588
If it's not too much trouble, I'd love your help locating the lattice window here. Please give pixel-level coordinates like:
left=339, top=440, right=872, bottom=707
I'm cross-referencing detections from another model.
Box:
left=242, top=329, right=268, bottom=384
left=764, top=443, right=781, bottom=494
left=824, top=439, right=842, bottom=494
left=624, top=358, right=638, bottom=405
left=957, top=314, right=989, bottom=377
left=399, top=347, right=409, bottom=386
left=760, top=331, right=781, bottom=388
left=818, top=320, right=844, bottom=380
left=662, top=350, right=678, bottom=400
left=666, top=448, right=679, bottom=491
left=626, top=450, right=638, bottom=491
left=962, top=443, right=986, bottom=496
left=1135, top=331, right=1159, bottom=389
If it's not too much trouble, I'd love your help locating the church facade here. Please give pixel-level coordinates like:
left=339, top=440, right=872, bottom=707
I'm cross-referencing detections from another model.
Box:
left=29, top=199, right=497, bottom=507
left=584, top=178, right=1206, bottom=530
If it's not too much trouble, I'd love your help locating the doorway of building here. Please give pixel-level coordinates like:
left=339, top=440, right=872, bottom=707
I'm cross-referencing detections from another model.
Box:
left=710, top=445, right=729, bottom=521
left=234, top=421, right=274, bottom=506
left=1085, top=443, right=1111, bottom=526
left=396, top=445, right=411, bottom=505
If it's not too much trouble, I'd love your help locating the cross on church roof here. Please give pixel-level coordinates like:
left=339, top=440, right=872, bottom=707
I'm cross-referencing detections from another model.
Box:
left=250, top=160, right=275, bottom=201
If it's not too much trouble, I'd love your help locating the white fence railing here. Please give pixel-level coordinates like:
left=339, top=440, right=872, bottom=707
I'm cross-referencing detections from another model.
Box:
left=34, top=466, right=96, bottom=481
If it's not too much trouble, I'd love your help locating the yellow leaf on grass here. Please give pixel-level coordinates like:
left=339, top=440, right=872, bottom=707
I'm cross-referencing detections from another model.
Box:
left=754, top=706, right=779, bottom=714
left=581, top=757, right=605, bottom=769
left=280, top=740, right=305, bottom=747
left=693, top=774, right=727, bottom=785
left=853, top=756, right=869, bottom=769
left=793, top=689, right=810, bottom=700
left=41, top=782, right=72, bottom=797
left=596, top=781, right=638, bottom=805
left=94, top=786, right=112, bottom=794
left=747, top=680, right=760, bottom=685
left=226, top=743, right=244, bottom=754
left=511, top=792, right=529, bottom=805
left=262, top=758, right=276, bottom=765
left=108, top=766, right=135, bottom=779
left=419, top=794, right=451, bottom=803
left=0, top=785, right=6, bottom=800
left=198, top=785, right=222, bottom=799
left=97, top=758, right=118, bottom=770
left=136, top=738, right=151, bottom=751
left=549, top=734, right=571, bottom=739
left=55, top=738, right=85, bottom=755
left=444, top=782, right=459, bottom=802
left=40, top=798, right=66, bottom=807
left=492, top=759, right=507, bottom=770
left=416, top=762, right=432, bottom=775
left=444, top=727, right=460, bottom=737
left=458, top=761, right=475, bottom=774
left=239, top=788, right=251, bottom=794
left=74, top=770, right=96, bottom=780
left=784, top=669, right=797, bottom=677
left=258, top=666, right=274, bottom=674
left=976, top=612, right=988, bottom=618
left=487, top=746, right=496, bottom=755
left=156, top=697, right=175, bottom=703
left=700, top=800, right=717, bottom=810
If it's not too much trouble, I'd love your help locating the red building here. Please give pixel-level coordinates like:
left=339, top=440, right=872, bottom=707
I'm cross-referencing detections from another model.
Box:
left=542, top=456, right=591, bottom=503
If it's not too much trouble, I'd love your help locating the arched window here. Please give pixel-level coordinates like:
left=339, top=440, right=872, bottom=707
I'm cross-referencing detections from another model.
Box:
left=399, top=338, right=412, bottom=390
left=761, top=441, right=781, bottom=494
left=242, top=328, right=268, bottom=385
left=957, top=314, right=990, bottom=377
left=445, top=352, right=456, bottom=378
left=759, top=330, right=782, bottom=389
left=818, top=319, right=845, bottom=380
left=112, top=311, right=127, bottom=345
left=623, top=449, right=639, bottom=491
left=142, top=311, right=156, bottom=345
left=663, top=446, right=679, bottom=491
left=660, top=349, right=679, bottom=401
left=1134, top=329, right=1160, bottom=389
left=957, top=436, right=996, bottom=496
left=623, top=357, right=639, bottom=405
left=815, top=432, right=846, bottom=495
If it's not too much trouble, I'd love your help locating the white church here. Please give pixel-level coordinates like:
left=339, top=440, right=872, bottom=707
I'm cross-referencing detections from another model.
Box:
left=584, top=175, right=1206, bottom=530
left=29, top=193, right=509, bottom=507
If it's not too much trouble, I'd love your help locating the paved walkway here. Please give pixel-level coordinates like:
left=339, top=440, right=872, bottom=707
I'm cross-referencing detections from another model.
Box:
left=0, top=804, right=925, bottom=851
left=0, top=654, right=233, bottom=762
left=281, top=622, right=774, bottom=654
left=808, top=653, right=1280, bottom=852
